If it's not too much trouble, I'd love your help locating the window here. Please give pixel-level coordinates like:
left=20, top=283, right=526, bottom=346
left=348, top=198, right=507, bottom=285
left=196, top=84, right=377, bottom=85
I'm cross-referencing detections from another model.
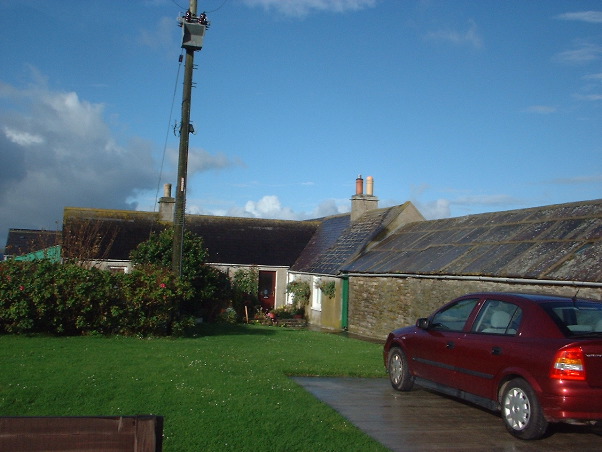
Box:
left=312, top=276, right=322, bottom=312
left=472, top=300, right=522, bottom=335
left=430, top=298, right=478, bottom=332
left=543, top=301, right=602, bottom=336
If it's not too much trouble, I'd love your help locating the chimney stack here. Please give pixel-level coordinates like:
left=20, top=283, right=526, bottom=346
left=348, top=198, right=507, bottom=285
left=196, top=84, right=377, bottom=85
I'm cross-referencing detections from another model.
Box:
left=158, top=183, right=176, bottom=222
left=351, top=174, right=378, bottom=222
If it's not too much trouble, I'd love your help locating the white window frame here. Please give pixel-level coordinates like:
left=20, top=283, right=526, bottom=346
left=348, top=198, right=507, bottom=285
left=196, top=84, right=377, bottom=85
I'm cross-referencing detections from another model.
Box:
left=312, top=276, right=322, bottom=312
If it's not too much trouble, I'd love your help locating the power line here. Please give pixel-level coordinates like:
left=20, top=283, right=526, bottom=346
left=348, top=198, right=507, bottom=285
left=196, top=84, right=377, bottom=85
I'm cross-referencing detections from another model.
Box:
left=153, top=50, right=185, bottom=213
left=205, top=0, right=229, bottom=14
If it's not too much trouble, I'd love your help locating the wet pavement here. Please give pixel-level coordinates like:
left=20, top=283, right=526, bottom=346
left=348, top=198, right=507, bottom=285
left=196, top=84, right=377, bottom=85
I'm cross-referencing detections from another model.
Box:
left=292, top=377, right=601, bottom=452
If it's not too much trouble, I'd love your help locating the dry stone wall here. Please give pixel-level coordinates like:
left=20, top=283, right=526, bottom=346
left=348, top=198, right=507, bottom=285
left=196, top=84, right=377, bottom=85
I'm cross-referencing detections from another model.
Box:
left=348, top=276, right=602, bottom=341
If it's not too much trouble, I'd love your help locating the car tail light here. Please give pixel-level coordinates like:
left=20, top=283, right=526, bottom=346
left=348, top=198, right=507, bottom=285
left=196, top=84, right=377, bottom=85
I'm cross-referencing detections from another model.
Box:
left=550, top=346, right=586, bottom=381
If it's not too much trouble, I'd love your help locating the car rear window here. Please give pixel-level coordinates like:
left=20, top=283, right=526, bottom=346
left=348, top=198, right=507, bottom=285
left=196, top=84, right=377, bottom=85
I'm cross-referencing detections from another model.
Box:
left=542, top=300, right=602, bottom=337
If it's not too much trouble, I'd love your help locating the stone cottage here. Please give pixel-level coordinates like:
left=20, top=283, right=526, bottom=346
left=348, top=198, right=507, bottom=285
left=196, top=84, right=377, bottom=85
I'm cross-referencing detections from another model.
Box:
left=341, top=199, right=602, bottom=340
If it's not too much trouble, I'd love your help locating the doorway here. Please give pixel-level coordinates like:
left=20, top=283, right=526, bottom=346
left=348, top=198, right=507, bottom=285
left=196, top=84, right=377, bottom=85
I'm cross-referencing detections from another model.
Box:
left=258, top=271, right=276, bottom=312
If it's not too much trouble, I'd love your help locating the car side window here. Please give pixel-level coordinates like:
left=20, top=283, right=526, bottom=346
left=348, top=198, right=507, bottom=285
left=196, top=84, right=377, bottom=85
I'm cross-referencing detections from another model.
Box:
left=472, top=300, right=522, bottom=335
left=430, top=298, right=478, bottom=332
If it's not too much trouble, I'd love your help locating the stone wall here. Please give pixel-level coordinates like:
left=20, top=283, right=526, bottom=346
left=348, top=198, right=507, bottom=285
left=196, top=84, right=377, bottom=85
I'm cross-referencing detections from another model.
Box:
left=348, top=276, right=602, bottom=341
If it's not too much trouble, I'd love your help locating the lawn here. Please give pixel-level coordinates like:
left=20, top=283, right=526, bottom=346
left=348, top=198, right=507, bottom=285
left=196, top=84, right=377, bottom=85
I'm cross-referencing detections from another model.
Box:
left=0, top=324, right=390, bottom=451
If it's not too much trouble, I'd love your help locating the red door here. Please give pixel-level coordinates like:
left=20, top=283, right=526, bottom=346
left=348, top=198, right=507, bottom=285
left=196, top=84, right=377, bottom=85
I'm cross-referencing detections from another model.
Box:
left=258, top=271, right=276, bottom=312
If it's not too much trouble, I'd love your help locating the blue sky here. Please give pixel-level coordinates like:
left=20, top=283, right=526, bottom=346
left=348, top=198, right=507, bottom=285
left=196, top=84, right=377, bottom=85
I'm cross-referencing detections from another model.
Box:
left=1, top=0, right=601, bottom=251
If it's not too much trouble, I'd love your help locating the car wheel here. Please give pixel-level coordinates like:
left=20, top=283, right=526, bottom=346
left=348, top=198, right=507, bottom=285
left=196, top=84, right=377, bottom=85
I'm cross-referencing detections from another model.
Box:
left=387, top=347, right=414, bottom=391
left=501, top=378, right=548, bottom=440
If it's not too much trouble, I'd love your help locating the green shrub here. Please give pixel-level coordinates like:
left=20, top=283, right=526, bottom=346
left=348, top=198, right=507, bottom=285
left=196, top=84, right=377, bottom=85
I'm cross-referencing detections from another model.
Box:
left=231, top=266, right=259, bottom=317
left=0, top=260, right=190, bottom=336
left=0, top=227, right=232, bottom=336
left=286, top=280, right=310, bottom=311
left=130, top=228, right=231, bottom=321
left=216, top=306, right=238, bottom=324
left=317, top=280, right=336, bottom=299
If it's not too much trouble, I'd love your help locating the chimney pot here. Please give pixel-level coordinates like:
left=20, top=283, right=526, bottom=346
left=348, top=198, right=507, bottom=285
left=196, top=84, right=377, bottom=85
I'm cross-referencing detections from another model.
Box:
left=164, top=183, right=172, bottom=198
left=355, top=175, right=363, bottom=195
left=366, top=176, right=374, bottom=196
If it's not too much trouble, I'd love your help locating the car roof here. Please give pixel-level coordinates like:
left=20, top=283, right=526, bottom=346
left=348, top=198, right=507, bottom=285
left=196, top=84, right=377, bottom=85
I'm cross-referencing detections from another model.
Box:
left=461, top=292, right=597, bottom=304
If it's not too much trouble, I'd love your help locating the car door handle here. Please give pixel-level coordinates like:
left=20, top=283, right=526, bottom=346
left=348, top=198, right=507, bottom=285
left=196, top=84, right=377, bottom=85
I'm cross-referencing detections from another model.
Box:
left=446, top=341, right=455, bottom=349
left=491, top=346, right=502, bottom=355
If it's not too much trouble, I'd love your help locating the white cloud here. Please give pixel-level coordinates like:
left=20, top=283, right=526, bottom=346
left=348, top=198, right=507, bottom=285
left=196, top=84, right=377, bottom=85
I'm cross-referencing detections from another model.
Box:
left=583, top=72, right=602, bottom=81
left=166, top=147, right=243, bottom=176
left=574, top=93, right=602, bottom=101
left=524, top=105, right=557, bottom=114
left=549, top=174, right=602, bottom=185
left=138, top=16, right=178, bottom=55
left=557, top=11, right=602, bottom=24
left=187, top=195, right=347, bottom=222
left=554, top=41, right=602, bottom=65
left=241, top=0, right=376, bottom=17
left=424, top=20, right=483, bottom=49
left=409, top=183, right=525, bottom=219
left=0, top=73, right=159, bottom=247
left=311, top=199, right=348, bottom=218
left=415, top=198, right=451, bottom=220
left=243, top=195, right=298, bottom=219
left=3, top=127, right=45, bottom=146
left=452, top=194, right=521, bottom=207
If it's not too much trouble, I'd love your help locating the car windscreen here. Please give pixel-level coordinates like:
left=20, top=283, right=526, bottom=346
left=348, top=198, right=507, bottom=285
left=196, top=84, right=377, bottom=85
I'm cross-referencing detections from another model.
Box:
left=541, top=300, right=602, bottom=337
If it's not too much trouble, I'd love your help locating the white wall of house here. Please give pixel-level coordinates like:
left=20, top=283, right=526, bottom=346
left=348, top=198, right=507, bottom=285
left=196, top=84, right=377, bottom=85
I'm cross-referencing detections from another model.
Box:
left=212, top=263, right=289, bottom=310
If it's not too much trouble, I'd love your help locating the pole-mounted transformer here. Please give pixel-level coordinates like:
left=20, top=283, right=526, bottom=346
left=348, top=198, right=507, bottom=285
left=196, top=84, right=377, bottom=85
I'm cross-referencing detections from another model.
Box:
left=180, top=10, right=209, bottom=50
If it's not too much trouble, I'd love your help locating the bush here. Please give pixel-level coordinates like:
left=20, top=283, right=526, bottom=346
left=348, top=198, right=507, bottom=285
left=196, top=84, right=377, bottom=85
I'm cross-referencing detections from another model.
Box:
left=130, top=228, right=231, bottom=321
left=216, top=307, right=238, bottom=324
left=286, top=280, right=310, bottom=311
left=0, top=227, right=232, bottom=336
left=0, top=260, right=191, bottom=336
left=231, top=266, right=259, bottom=317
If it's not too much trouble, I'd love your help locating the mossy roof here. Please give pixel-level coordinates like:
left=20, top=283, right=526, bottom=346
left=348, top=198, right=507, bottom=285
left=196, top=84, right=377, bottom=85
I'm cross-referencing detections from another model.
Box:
left=62, top=207, right=320, bottom=266
left=342, top=199, right=602, bottom=283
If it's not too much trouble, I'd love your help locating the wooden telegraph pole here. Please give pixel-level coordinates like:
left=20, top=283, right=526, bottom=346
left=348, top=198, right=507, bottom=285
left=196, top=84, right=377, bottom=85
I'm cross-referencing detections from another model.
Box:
left=172, top=0, right=209, bottom=276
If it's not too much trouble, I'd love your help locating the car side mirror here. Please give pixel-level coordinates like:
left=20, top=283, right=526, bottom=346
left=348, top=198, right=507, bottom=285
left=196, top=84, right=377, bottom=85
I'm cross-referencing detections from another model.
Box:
left=416, top=318, right=429, bottom=329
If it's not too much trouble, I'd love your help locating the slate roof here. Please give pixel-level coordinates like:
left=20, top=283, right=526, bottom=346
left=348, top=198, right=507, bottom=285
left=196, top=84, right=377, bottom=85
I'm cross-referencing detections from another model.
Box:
left=63, top=207, right=320, bottom=266
left=292, top=203, right=420, bottom=275
left=63, top=208, right=161, bottom=261
left=291, top=214, right=351, bottom=272
left=4, top=229, right=61, bottom=257
left=342, top=199, right=602, bottom=283
left=185, top=215, right=320, bottom=266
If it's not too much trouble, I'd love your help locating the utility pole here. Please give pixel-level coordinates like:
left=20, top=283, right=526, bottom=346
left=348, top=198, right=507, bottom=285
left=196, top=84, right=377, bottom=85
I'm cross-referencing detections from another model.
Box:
left=172, top=0, right=208, bottom=276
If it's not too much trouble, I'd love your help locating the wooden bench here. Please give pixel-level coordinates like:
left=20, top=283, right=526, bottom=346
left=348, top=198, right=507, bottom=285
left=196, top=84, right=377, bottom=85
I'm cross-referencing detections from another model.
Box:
left=0, top=415, right=163, bottom=452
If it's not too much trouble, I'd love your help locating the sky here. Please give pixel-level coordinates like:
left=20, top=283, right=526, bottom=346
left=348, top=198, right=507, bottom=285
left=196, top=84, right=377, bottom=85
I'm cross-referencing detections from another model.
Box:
left=1, top=0, right=601, bottom=252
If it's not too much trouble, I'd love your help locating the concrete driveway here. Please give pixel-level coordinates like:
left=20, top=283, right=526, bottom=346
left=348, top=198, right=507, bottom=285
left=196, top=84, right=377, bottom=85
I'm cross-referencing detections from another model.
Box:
left=292, top=377, right=601, bottom=452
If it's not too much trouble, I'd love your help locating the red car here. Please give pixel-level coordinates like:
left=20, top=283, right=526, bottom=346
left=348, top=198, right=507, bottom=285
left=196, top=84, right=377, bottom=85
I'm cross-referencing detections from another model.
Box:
left=383, top=292, right=602, bottom=440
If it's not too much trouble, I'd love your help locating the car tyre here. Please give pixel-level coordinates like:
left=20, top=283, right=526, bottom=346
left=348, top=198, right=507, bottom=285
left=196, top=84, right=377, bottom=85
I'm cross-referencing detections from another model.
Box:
left=387, top=347, right=414, bottom=391
left=501, top=378, right=548, bottom=440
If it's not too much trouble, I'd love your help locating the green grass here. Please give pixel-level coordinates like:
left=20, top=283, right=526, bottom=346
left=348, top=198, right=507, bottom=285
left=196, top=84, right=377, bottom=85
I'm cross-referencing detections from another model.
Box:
left=0, top=324, right=389, bottom=451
